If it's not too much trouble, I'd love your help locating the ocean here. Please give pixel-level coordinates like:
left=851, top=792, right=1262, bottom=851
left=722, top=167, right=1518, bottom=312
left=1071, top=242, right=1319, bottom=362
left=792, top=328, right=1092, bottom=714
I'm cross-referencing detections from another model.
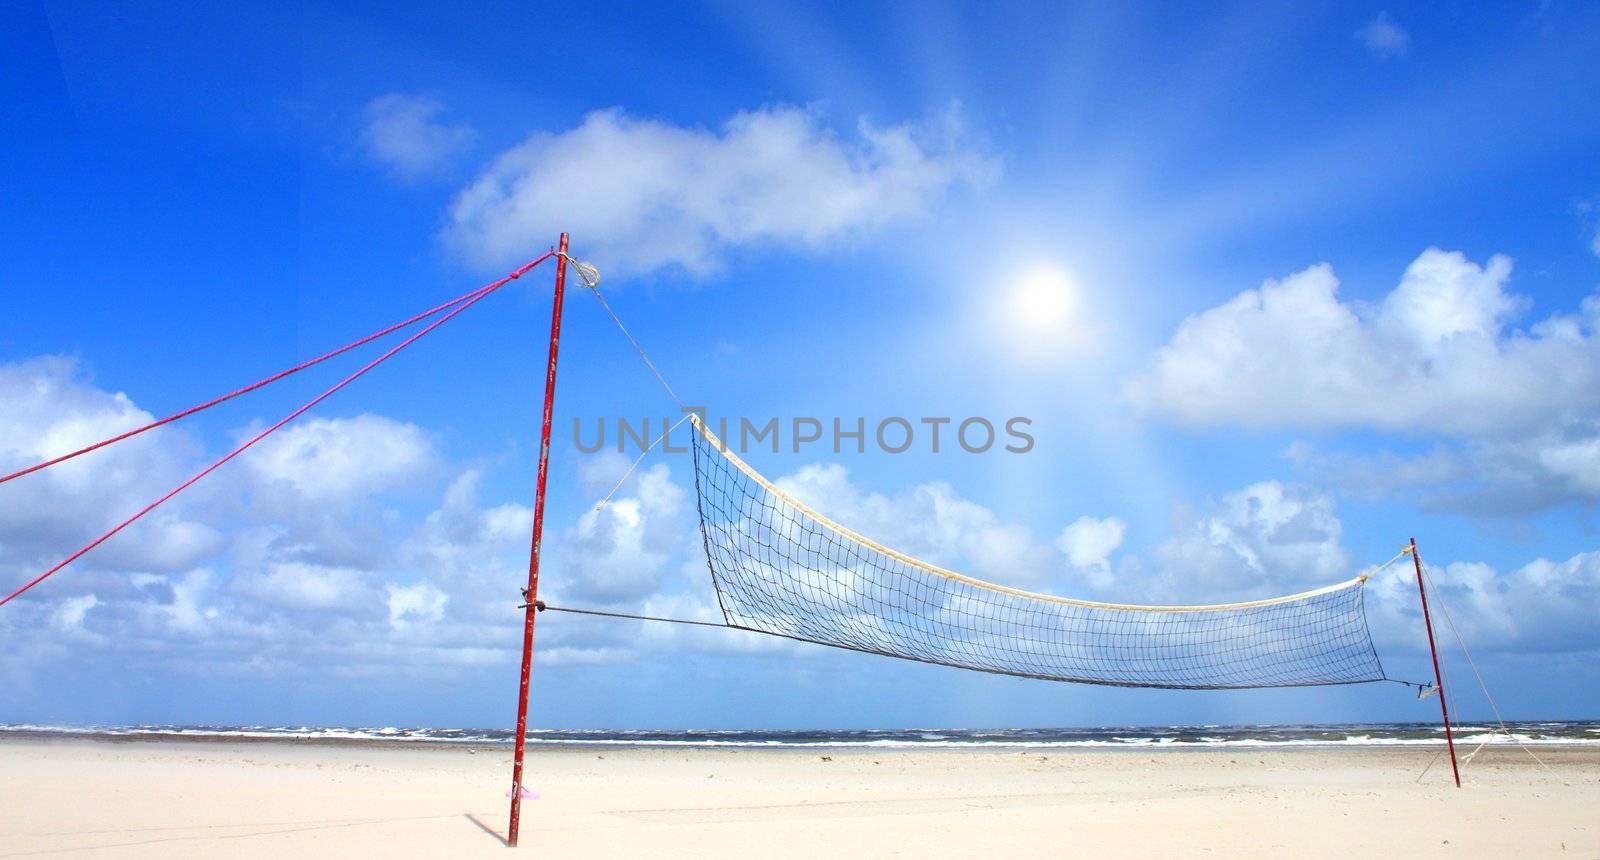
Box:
left=3, top=721, right=1596, bottom=749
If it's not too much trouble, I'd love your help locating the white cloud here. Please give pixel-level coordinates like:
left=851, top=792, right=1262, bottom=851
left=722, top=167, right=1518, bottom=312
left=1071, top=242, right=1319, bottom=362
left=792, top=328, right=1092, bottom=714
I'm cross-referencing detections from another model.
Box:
left=1120, top=478, right=1600, bottom=660
left=1130, top=248, right=1600, bottom=511
left=387, top=581, right=448, bottom=626
left=1127, top=248, right=1587, bottom=434
left=7, top=355, right=1593, bottom=697
left=1153, top=481, right=1349, bottom=602
left=1381, top=249, right=1523, bottom=346
left=4, top=355, right=1597, bottom=691
left=575, top=449, right=635, bottom=497
left=553, top=463, right=686, bottom=603
left=775, top=462, right=1056, bottom=584
left=128, top=569, right=225, bottom=637
left=50, top=594, right=97, bottom=631
left=635, top=586, right=796, bottom=657
left=232, top=561, right=381, bottom=614
left=0, top=357, right=220, bottom=578
left=445, top=103, right=999, bottom=277
left=1356, top=12, right=1410, bottom=59
left=0, top=361, right=516, bottom=682
left=361, top=93, right=474, bottom=178
left=1054, top=516, right=1126, bottom=590
left=1135, top=478, right=1600, bottom=660
left=399, top=462, right=762, bottom=666
left=1365, top=549, right=1600, bottom=656
left=244, top=415, right=437, bottom=502
left=400, top=470, right=530, bottom=620
left=725, top=460, right=1600, bottom=661
left=1291, top=422, right=1600, bottom=516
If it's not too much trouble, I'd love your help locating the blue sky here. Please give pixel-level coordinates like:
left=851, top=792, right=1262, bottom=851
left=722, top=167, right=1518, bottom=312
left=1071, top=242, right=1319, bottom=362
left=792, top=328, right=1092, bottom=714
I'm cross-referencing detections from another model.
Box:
left=3, top=0, right=1600, bottom=730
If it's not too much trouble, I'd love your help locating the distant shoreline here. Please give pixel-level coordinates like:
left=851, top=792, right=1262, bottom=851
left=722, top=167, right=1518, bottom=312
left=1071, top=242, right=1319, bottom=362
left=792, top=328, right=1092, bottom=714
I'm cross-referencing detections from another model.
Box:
left=0, top=729, right=489, bottom=751
left=3, top=719, right=1596, bottom=751
left=4, top=732, right=1597, bottom=755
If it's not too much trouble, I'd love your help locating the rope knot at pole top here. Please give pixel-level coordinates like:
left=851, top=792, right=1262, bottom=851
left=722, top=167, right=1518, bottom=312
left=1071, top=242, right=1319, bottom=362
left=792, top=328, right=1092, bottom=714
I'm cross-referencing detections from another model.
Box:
left=557, top=251, right=601, bottom=289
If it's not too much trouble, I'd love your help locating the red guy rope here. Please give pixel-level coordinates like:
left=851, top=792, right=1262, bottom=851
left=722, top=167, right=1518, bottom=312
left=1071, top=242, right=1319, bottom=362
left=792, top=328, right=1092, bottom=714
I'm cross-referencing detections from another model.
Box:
left=1, top=272, right=534, bottom=487
left=0, top=253, right=552, bottom=608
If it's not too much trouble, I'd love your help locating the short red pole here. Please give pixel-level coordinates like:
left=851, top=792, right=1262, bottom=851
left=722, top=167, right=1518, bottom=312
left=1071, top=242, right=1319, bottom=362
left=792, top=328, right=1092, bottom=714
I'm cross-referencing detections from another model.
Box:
left=1411, top=537, right=1461, bottom=788
left=508, top=233, right=570, bottom=846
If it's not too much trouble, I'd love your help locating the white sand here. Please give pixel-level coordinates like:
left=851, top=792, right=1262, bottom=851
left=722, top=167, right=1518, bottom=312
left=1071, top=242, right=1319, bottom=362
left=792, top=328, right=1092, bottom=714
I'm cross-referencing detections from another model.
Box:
left=0, top=737, right=1594, bottom=857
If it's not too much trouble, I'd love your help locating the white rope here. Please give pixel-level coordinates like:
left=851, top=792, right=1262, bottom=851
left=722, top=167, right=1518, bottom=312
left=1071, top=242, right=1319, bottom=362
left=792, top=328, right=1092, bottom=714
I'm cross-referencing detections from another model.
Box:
left=1416, top=746, right=1444, bottom=783
left=589, top=412, right=695, bottom=514
left=1363, top=546, right=1414, bottom=581
left=577, top=275, right=684, bottom=409
left=553, top=250, right=693, bottom=513
left=1420, top=560, right=1552, bottom=772
left=1436, top=617, right=1465, bottom=777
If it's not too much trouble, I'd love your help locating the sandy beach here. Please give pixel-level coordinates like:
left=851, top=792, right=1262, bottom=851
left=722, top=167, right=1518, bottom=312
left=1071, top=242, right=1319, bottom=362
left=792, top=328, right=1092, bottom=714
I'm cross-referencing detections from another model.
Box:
left=0, top=736, right=1594, bottom=858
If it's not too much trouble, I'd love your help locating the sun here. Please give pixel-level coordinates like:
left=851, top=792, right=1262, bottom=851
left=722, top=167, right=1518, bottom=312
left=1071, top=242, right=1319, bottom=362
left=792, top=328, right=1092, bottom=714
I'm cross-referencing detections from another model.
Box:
left=1007, top=264, right=1080, bottom=334
left=986, top=262, right=1103, bottom=362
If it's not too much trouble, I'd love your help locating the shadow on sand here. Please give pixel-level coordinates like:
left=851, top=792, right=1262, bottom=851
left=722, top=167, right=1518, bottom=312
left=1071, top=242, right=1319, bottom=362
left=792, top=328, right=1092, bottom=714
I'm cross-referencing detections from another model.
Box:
left=464, top=813, right=509, bottom=847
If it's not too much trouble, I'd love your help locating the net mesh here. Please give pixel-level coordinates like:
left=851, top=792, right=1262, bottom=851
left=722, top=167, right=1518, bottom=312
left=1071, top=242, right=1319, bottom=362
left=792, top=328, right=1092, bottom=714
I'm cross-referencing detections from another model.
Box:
left=689, top=418, right=1385, bottom=689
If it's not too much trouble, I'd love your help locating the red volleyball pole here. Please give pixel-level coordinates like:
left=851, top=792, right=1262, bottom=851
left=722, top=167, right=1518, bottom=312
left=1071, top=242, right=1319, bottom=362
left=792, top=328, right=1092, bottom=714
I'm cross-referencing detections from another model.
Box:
left=508, top=233, right=570, bottom=846
left=1411, top=537, right=1461, bottom=788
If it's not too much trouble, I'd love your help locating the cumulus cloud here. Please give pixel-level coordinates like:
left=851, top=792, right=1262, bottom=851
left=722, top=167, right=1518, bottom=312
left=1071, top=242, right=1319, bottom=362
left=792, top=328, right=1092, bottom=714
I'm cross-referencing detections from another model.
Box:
left=0, top=357, right=219, bottom=579
left=50, top=594, right=97, bottom=632
left=1129, top=248, right=1600, bottom=512
left=361, top=93, right=474, bottom=178
left=575, top=449, right=635, bottom=497
left=1356, top=11, right=1410, bottom=59
left=387, top=581, right=448, bottom=627
left=393, top=462, right=752, bottom=666
left=775, top=462, right=1056, bottom=584
left=445, top=103, right=999, bottom=276
left=7, top=354, right=1593, bottom=695
left=400, top=470, right=530, bottom=621
left=243, top=415, right=437, bottom=503
left=1122, top=478, right=1600, bottom=660
left=751, top=461, right=1600, bottom=662
left=1054, top=516, right=1126, bottom=590
left=218, top=414, right=443, bottom=571
left=231, top=561, right=382, bottom=614
left=1290, top=427, right=1600, bottom=516
left=0, top=360, right=520, bottom=682
left=382, top=461, right=727, bottom=667
left=1127, top=248, right=1578, bottom=433
left=1153, top=481, right=1349, bottom=602
left=1365, top=548, right=1600, bottom=657
left=553, top=464, right=686, bottom=603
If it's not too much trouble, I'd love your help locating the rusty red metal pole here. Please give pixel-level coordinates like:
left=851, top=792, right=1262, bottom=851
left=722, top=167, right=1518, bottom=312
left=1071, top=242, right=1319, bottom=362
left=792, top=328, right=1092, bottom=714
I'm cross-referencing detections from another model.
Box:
left=1411, top=537, right=1461, bottom=788
left=508, top=234, right=570, bottom=846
